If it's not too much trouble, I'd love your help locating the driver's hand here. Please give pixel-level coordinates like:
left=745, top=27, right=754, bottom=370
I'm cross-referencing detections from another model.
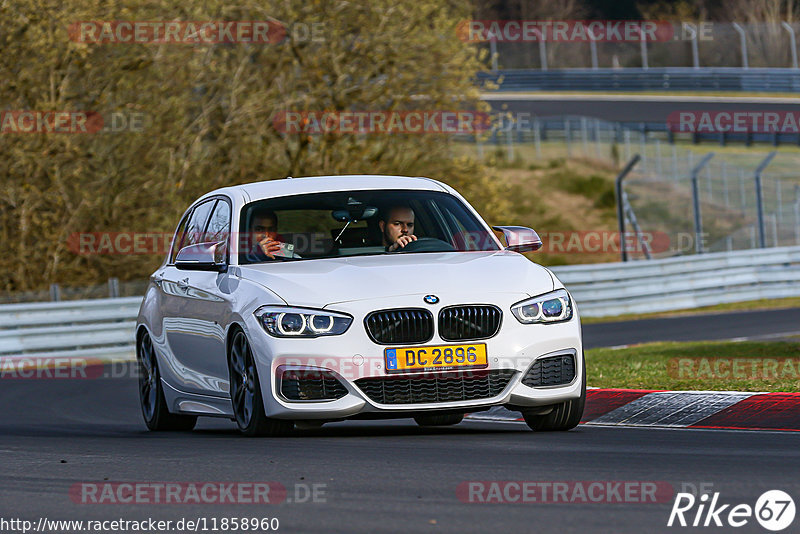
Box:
left=388, top=234, right=417, bottom=252
left=258, top=236, right=282, bottom=259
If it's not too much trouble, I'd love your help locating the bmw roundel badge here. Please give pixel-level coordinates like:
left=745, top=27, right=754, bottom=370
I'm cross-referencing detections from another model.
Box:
left=423, top=295, right=439, bottom=305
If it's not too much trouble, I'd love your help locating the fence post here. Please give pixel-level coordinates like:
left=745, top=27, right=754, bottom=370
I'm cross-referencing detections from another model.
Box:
left=538, top=32, right=548, bottom=71
left=639, top=127, right=647, bottom=174
left=794, top=184, right=800, bottom=245
left=732, top=23, right=749, bottom=69
left=771, top=214, right=779, bottom=246
left=624, top=129, right=632, bottom=161
left=637, top=23, right=649, bottom=69
left=684, top=22, right=701, bottom=68
left=587, top=25, right=599, bottom=69
left=594, top=119, right=601, bottom=159
left=655, top=139, right=663, bottom=177
left=782, top=22, right=798, bottom=69
left=506, top=121, right=514, bottom=161
left=722, top=161, right=729, bottom=207
left=581, top=117, right=589, bottom=157
left=754, top=151, right=777, bottom=248
left=533, top=118, right=542, bottom=159
left=671, top=143, right=678, bottom=181
left=50, top=284, right=61, bottom=302
left=615, top=155, right=642, bottom=262
left=739, top=168, right=747, bottom=214
left=691, top=153, right=715, bottom=254
left=565, top=119, right=572, bottom=158
left=108, top=277, right=120, bottom=298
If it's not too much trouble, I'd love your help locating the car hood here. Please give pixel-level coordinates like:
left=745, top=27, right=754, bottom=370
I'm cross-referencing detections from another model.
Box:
left=237, top=251, right=554, bottom=307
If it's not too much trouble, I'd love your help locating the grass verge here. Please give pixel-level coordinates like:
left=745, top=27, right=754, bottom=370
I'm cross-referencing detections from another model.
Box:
left=586, top=340, right=800, bottom=392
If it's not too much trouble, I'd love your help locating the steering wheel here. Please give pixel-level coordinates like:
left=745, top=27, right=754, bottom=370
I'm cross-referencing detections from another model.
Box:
left=395, top=237, right=455, bottom=253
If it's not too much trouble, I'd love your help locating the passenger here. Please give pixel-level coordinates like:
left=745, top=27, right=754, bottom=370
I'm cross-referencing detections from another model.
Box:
left=248, top=210, right=286, bottom=260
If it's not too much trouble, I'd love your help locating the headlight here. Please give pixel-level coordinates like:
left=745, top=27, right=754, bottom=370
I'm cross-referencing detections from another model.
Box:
left=511, top=289, right=573, bottom=324
left=255, top=306, right=353, bottom=338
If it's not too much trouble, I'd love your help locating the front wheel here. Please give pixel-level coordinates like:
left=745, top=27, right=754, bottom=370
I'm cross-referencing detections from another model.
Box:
left=522, top=354, right=586, bottom=432
left=137, top=331, right=197, bottom=431
left=228, top=329, right=293, bottom=437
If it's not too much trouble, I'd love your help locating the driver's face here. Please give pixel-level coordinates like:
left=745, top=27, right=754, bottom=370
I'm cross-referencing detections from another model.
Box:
left=380, top=207, right=415, bottom=246
left=251, top=215, right=277, bottom=242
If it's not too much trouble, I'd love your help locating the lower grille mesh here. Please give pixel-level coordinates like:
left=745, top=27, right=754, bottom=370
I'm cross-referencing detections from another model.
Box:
left=522, top=354, right=576, bottom=387
left=354, top=370, right=516, bottom=405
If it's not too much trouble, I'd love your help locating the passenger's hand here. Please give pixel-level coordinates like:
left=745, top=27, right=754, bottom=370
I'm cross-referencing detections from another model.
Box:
left=258, top=236, right=282, bottom=259
left=387, top=234, right=417, bottom=252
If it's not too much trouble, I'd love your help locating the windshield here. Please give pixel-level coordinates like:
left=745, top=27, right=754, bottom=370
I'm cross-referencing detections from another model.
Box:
left=237, top=189, right=500, bottom=264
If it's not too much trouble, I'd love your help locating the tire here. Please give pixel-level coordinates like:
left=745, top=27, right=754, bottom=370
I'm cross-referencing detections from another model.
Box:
left=137, top=331, right=197, bottom=431
left=414, top=413, right=464, bottom=427
left=522, top=354, right=586, bottom=432
left=228, top=329, right=293, bottom=437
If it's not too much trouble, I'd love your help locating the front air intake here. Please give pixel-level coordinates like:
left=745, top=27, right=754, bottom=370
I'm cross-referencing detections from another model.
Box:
left=521, top=354, right=576, bottom=388
left=279, top=369, right=348, bottom=401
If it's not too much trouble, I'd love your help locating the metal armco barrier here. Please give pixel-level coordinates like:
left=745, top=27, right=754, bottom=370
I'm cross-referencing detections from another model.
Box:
left=478, top=68, right=800, bottom=92
left=552, top=246, right=800, bottom=316
left=1, top=246, right=800, bottom=361
left=0, top=297, right=141, bottom=361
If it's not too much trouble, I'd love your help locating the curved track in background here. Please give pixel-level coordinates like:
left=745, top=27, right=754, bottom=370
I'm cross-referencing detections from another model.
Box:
left=582, top=307, right=800, bottom=349
left=482, top=93, right=800, bottom=122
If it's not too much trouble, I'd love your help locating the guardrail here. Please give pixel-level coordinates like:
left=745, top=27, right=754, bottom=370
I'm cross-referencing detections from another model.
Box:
left=0, top=297, right=141, bottom=362
left=552, top=245, right=800, bottom=316
left=1, top=246, right=799, bottom=362
left=478, top=68, right=800, bottom=92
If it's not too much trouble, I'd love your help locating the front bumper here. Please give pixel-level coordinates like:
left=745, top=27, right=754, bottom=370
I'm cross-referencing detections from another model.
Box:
left=244, top=293, right=584, bottom=420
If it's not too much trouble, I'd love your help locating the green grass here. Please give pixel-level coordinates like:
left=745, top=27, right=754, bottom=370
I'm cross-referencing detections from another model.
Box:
left=582, top=296, right=800, bottom=324
left=586, top=340, right=800, bottom=392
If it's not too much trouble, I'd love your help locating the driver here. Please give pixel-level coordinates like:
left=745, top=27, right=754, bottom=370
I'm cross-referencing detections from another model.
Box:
left=379, top=206, right=417, bottom=252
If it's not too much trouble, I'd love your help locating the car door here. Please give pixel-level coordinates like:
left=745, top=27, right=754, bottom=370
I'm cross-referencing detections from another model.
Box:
left=159, top=198, right=232, bottom=397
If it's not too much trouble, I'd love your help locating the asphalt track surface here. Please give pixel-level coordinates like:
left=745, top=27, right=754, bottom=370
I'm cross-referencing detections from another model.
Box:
left=2, top=311, right=799, bottom=533
left=2, top=373, right=800, bottom=534
left=482, top=93, right=800, bottom=122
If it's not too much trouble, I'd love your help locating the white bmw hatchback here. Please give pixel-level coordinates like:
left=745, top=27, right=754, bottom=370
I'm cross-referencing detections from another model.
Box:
left=136, top=175, right=585, bottom=436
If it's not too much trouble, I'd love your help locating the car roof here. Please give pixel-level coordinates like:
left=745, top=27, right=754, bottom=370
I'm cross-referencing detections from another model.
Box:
left=199, top=175, right=451, bottom=203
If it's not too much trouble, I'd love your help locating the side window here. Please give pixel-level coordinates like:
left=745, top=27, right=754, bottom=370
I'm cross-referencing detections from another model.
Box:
left=205, top=199, right=231, bottom=256
left=168, top=212, right=191, bottom=264
left=183, top=200, right=216, bottom=248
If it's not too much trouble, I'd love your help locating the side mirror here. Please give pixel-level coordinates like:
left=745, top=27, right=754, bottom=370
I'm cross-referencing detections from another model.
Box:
left=492, top=226, right=543, bottom=253
left=175, top=242, right=227, bottom=272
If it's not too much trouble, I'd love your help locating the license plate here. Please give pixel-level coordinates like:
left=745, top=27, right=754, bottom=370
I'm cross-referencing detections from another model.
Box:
left=384, top=343, right=488, bottom=373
